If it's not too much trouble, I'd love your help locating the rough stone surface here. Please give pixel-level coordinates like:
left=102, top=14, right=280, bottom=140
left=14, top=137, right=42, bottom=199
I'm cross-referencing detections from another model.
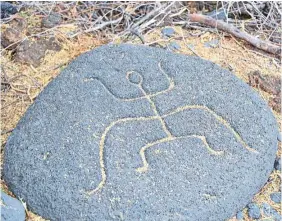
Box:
left=1, top=18, right=26, bottom=49
left=0, top=2, right=17, bottom=19
left=1, top=190, right=26, bottom=221
left=247, top=203, right=261, bottom=219
left=15, top=38, right=61, bottom=67
left=41, top=12, right=62, bottom=28
left=270, top=192, right=281, bottom=204
left=4, top=44, right=278, bottom=221
left=248, top=71, right=281, bottom=113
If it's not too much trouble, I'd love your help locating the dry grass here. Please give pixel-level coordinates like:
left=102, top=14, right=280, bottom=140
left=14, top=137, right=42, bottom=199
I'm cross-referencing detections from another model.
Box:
left=1, top=1, right=281, bottom=218
left=1, top=2, right=281, bottom=220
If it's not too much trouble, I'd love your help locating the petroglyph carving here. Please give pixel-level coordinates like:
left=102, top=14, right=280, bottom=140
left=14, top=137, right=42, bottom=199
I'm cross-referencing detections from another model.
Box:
left=86, top=63, right=257, bottom=195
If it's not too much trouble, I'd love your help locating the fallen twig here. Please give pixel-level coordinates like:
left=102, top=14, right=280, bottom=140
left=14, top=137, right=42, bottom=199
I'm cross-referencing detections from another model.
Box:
left=71, top=17, right=123, bottom=38
left=187, top=13, right=281, bottom=56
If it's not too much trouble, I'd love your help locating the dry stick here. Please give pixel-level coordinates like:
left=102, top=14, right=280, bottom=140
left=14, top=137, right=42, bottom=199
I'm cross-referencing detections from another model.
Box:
left=114, top=3, right=172, bottom=42
left=130, top=2, right=174, bottom=33
left=71, top=16, right=123, bottom=38
left=187, top=14, right=281, bottom=56
left=130, top=3, right=165, bottom=30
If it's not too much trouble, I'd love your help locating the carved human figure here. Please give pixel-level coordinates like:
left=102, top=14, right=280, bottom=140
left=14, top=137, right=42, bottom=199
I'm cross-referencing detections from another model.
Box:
left=86, top=63, right=255, bottom=195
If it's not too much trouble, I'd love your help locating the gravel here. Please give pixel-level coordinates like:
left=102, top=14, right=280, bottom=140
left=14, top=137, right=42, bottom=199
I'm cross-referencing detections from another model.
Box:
left=270, top=192, right=281, bottom=204
left=247, top=203, right=261, bottom=219
left=261, top=203, right=282, bottom=221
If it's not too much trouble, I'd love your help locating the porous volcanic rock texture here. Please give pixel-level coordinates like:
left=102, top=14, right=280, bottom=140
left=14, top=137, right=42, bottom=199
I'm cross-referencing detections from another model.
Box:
left=4, top=44, right=278, bottom=221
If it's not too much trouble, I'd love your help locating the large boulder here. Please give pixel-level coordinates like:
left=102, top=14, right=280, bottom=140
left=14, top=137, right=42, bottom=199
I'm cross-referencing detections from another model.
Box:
left=3, top=44, right=278, bottom=221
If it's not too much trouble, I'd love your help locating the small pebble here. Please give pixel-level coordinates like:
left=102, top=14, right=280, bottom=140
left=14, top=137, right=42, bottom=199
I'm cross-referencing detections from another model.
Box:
left=236, top=211, right=244, bottom=220
left=274, top=157, right=281, bottom=171
left=261, top=203, right=281, bottom=221
left=270, top=192, right=281, bottom=204
left=14, top=38, right=61, bottom=67
left=247, top=203, right=261, bottom=219
left=168, top=42, right=181, bottom=51
left=161, top=27, right=175, bottom=37
left=204, top=39, right=219, bottom=48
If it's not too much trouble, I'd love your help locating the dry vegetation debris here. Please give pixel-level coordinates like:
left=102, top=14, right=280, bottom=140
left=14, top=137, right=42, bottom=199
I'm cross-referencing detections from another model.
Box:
left=0, top=1, right=281, bottom=221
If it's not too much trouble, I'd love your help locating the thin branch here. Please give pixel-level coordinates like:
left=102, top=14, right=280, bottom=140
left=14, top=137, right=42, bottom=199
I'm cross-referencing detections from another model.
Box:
left=71, top=16, right=123, bottom=38
left=188, top=13, right=281, bottom=56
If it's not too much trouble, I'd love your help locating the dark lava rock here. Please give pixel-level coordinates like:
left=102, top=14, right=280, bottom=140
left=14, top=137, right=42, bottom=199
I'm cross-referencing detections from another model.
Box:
left=1, top=190, right=25, bottom=221
left=1, top=18, right=26, bottom=49
left=248, top=71, right=281, bottom=113
left=269, top=93, right=281, bottom=113
left=14, top=38, right=61, bottom=67
left=261, top=203, right=282, bottom=221
left=44, top=37, right=61, bottom=51
left=247, top=203, right=261, bottom=219
left=1, top=2, right=17, bottom=19
left=248, top=71, right=281, bottom=95
left=161, top=27, right=175, bottom=37
left=274, top=157, right=281, bottom=170
left=14, top=40, right=47, bottom=67
left=3, top=44, right=278, bottom=221
left=236, top=210, right=244, bottom=220
left=41, top=12, right=62, bottom=28
left=270, top=192, right=281, bottom=204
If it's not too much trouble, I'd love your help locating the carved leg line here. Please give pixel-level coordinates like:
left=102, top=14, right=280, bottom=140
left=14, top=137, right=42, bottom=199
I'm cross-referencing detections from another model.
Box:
left=136, top=135, right=224, bottom=173
left=162, top=105, right=259, bottom=154
left=86, top=116, right=159, bottom=195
